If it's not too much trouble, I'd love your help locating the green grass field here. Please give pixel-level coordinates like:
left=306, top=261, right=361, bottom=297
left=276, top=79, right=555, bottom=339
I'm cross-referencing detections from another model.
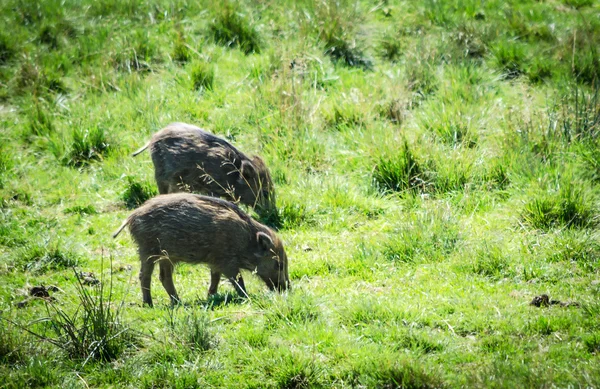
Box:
left=1, top=0, right=599, bottom=387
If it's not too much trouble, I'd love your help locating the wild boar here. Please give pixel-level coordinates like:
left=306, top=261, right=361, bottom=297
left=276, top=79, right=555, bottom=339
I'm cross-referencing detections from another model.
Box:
left=112, top=193, right=290, bottom=307
left=133, top=122, right=276, bottom=216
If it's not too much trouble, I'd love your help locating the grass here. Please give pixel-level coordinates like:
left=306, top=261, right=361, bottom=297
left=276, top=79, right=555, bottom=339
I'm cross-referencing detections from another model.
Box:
left=1, top=0, right=600, bottom=387
left=65, top=126, right=112, bottom=167
left=490, top=40, right=526, bottom=80
left=0, top=32, right=16, bottom=64
left=344, top=358, right=443, bottom=389
left=190, top=61, right=215, bottom=91
left=379, top=31, right=402, bottom=62
left=372, top=140, right=426, bottom=196
left=39, top=266, right=133, bottom=363
left=209, top=1, right=261, bottom=55
left=172, top=32, right=191, bottom=64
left=469, top=243, right=511, bottom=279
left=310, top=1, right=372, bottom=69
left=420, top=103, right=478, bottom=147
left=169, top=308, right=216, bottom=352
left=25, top=103, right=55, bottom=138
left=382, top=210, right=460, bottom=264
left=13, top=242, right=78, bottom=274
left=521, top=183, right=596, bottom=230
left=122, top=177, right=158, bottom=209
left=560, top=84, right=600, bottom=142
left=0, top=143, right=12, bottom=189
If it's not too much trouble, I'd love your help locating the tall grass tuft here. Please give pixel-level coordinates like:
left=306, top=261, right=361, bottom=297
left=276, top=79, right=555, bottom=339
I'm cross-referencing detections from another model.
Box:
left=258, top=201, right=311, bottom=230
left=122, top=177, right=157, bottom=209
left=112, top=33, right=158, bottom=73
left=379, top=31, right=402, bottom=62
left=0, top=321, right=26, bottom=364
left=528, top=57, right=553, bottom=84
left=560, top=84, right=600, bottom=142
left=41, top=266, right=133, bottom=363
left=209, top=1, right=261, bottom=55
left=182, top=310, right=214, bottom=351
left=522, top=184, right=596, bottom=230
left=582, top=333, right=600, bottom=354
left=26, top=103, right=55, bottom=138
left=190, top=61, right=214, bottom=91
left=548, top=232, right=600, bottom=272
left=66, top=126, right=111, bottom=167
left=420, top=105, right=478, bottom=148
left=569, top=25, right=600, bottom=85
left=406, top=55, right=437, bottom=99
left=323, top=35, right=372, bottom=70
left=172, top=31, right=191, bottom=64
left=311, top=1, right=372, bottom=69
left=383, top=212, right=460, bottom=263
left=266, top=293, right=320, bottom=327
left=0, top=33, right=16, bottom=64
left=372, top=141, right=427, bottom=196
left=491, top=40, right=526, bottom=79
left=169, top=308, right=216, bottom=352
left=394, top=331, right=445, bottom=354
left=378, top=99, right=405, bottom=125
left=470, top=244, right=510, bottom=278
left=451, top=24, right=487, bottom=61
left=347, top=359, right=443, bottom=389
left=13, top=61, right=66, bottom=96
left=324, top=101, right=366, bottom=130
left=483, top=163, right=510, bottom=190
left=564, top=0, right=594, bottom=8
left=0, top=142, right=12, bottom=189
left=577, top=141, right=600, bottom=183
left=16, top=62, right=42, bottom=92
left=15, top=242, right=78, bottom=274
left=274, top=356, right=323, bottom=389
left=89, top=0, right=141, bottom=18
left=64, top=204, right=97, bottom=215
left=39, top=24, right=60, bottom=49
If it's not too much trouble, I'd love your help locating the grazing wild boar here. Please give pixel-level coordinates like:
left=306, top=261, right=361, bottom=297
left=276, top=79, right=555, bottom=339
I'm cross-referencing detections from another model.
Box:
left=133, top=123, right=276, bottom=216
left=112, top=193, right=290, bottom=307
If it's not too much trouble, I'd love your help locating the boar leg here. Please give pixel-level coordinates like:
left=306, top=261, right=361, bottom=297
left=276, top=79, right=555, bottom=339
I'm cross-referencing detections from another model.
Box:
left=159, top=260, right=180, bottom=305
left=157, top=183, right=170, bottom=195
left=208, top=270, right=221, bottom=296
left=139, top=253, right=156, bottom=307
left=228, top=273, right=248, bottom=298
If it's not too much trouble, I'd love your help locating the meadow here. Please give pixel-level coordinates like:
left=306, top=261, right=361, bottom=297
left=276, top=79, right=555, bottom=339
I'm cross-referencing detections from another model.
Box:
left=0, top=0, right=599, bottom=387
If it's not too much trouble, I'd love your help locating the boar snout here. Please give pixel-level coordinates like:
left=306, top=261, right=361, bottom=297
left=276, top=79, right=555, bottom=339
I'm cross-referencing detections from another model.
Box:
left=264, top=277, right=290, bottom=292
left=276, top=279, right=291, bottom=292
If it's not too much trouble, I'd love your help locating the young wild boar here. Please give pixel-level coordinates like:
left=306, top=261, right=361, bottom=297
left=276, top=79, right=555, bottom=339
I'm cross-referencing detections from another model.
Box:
left=133, top=122, right=276, bottom=216
left=112, top=193, right=290, bottom=307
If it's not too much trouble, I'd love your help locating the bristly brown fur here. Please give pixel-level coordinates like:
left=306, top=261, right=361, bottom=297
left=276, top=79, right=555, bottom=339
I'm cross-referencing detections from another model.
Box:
left=135, top=123, right=276, bottom=215
left=114, top=193, right=289, bottom=306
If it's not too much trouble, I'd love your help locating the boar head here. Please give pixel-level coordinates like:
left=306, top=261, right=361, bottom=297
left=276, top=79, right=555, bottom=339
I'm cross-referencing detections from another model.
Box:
left=254, top=231, right=289, bottom=292
left=237, top=157, right=276, bottom=213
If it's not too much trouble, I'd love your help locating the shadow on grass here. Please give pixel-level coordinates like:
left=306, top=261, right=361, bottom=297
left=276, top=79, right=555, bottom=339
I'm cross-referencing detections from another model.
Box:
left=194, top=291, right=247, bottom=309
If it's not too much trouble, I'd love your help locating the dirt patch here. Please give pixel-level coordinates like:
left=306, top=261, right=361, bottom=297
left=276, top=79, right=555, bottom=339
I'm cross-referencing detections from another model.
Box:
left=530, top=294, right=579, bottom=308
left=16, top=285, right=59, bottom=308
left=77, top=271, right=100, bottom=285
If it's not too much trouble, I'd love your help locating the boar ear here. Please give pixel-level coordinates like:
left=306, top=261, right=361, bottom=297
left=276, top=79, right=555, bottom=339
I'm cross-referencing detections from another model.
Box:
left=256, top=232, right=274, bottom=252
left=240, top=160, right=257, bottom=182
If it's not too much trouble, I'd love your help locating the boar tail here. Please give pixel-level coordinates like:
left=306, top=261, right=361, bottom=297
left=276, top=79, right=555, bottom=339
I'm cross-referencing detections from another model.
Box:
left=112, top=218, right=130, bottom=238
left=131, top=142, right=150, bottom=157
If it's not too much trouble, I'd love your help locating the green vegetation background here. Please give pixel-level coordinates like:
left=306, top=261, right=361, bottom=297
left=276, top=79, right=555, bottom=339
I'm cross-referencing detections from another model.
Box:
left=0, top=0, right=599, bottom=387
